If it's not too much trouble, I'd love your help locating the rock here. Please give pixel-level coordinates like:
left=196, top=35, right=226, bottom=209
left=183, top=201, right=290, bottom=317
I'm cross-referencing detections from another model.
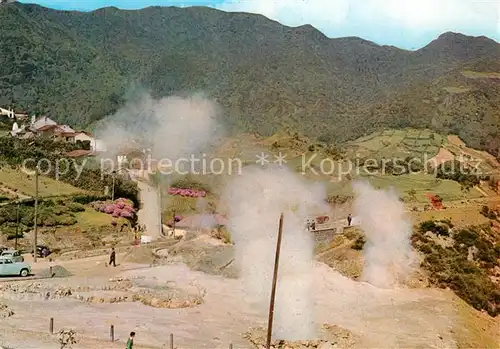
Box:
left=0, top=303, right=14, bottom=318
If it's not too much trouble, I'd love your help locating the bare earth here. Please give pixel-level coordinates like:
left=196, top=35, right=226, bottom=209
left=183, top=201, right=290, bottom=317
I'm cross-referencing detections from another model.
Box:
left=0, top=252, right=461, bottom=349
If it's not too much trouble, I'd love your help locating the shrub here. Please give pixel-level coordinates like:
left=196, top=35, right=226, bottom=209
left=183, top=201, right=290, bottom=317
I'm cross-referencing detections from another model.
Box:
left=352, top=236, right=366, bottom=250
left=67, top=203, right=86, bottom=213
left=72, top=195, right=109, bottom=205
left=413, top=225, right=500, bottom=317
left=418, top=220, right=449, bottom=236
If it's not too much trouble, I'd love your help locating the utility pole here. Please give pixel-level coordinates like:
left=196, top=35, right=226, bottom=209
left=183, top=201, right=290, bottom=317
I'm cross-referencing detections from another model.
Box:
left=111, top=171, right=116, bottom=201
left=157, top=186, right=162, bottom=237
left=172, top=210, right=176, bottom=238
left=33, top=168, right=39, bottom=263
left=266, top=213, right=284, bottom=349
left=15, top=201, right=19, bottom=250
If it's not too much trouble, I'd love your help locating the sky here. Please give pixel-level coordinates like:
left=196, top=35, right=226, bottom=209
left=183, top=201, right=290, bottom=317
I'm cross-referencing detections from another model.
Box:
left=17, top=0, right=500, bottom=50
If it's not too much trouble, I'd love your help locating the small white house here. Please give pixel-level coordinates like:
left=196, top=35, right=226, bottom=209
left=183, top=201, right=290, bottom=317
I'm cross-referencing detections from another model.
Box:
left=74, top=131, right=107, bottom=152
left=0, top=107, right=15, bottom=118
left=31, top=116, right=57, bottom=131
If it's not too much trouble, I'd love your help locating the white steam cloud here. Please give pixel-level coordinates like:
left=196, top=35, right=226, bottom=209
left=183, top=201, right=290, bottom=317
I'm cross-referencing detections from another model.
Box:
left=223, top=165, right=329, bottom=340
left=353, top=181, right=418, bottom=288
left=96, top=92, right=223, bottom=167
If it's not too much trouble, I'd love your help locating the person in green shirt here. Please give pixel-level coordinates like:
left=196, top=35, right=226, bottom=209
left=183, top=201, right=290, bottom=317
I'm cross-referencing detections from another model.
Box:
left=126, top=332, right=135, bottom=349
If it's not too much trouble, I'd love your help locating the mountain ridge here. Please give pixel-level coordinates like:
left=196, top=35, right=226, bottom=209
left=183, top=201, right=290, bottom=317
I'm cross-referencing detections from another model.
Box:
left=0, top=2, right=499, bottom=157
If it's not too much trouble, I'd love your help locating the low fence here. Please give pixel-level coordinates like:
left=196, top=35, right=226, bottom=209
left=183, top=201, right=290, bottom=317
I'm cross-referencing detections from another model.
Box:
left=47, top=317, right=236, bottom=348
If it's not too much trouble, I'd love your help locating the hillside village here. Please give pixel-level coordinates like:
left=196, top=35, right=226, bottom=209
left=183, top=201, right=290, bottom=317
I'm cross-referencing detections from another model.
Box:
left=1, top=106, right=107, bottom=156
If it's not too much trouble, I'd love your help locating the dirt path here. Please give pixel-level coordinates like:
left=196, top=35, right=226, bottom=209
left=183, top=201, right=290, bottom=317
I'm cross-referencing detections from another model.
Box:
left=0, top=257, right=459, bottom=349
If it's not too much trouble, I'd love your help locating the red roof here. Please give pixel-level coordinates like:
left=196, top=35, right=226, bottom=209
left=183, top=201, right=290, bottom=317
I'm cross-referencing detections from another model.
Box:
left=66, top=149, right=94, bottom=158
left=176, top=214, right=227, bottom=229
left=36, top=124, right=59, bottom=132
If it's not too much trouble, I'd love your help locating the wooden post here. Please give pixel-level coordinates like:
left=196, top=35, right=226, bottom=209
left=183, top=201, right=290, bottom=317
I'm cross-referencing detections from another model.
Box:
left=110, top=324, right=114, bottom=342
left=266, top=213, right=284, bottom=349
left=172, top=211, right=176, bottom=238
left=49, top=317, right=53, bottom=334
left=170, top=333, right=174, bottom=349
left=111, top=171, right=116, bottom=201
left=15, top=202, right=19, bottom=250
left=33, top=168, right=39, bottom=263
left=229, top=343, right=233, bottom=349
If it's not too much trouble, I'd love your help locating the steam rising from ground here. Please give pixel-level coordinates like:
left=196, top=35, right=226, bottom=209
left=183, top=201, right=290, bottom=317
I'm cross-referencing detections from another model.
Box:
left=353, top=181, right=418, bottom=288
left=223, top=165, right=329, bottom=340
left=96, top=92, right=223, bottom=166
left=96, top=91, right=222, bottom=236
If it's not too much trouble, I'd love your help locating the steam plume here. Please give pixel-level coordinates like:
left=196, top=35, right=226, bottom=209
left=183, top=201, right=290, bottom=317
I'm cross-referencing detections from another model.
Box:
left=352, top=181, right=417, bottom=288
left=223, top=165, right=329, bottom=340
left=96, top=91, right=223, bottom=168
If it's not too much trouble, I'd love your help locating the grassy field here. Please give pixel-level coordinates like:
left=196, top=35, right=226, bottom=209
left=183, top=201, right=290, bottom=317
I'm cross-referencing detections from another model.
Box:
left=74, top=209, right=126, bottom=230
left=344, top=128, right=445, bottom=161
left=0, top=168, right=86, bottom=197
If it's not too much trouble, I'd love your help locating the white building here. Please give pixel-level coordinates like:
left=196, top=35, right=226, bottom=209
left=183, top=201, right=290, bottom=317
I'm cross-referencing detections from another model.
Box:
left=0, top=107, right=15, bottom=118
left=74, top=131, right=107, bottom=152
left=31, top=116, right=57, bottom=131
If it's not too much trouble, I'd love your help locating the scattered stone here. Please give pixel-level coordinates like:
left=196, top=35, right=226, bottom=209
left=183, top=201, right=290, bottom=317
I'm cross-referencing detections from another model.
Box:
left=0, top=304, right=14, bottom=318
left=244, top=325, right=356, bottom=349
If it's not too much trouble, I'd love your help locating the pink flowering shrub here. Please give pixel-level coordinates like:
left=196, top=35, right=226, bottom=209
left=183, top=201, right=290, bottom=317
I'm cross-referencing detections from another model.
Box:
left=167, top=187, right=207, bottom=197
left=104, top=205, right=116, bottom=214
left=90, top=198, right=136, bottom=222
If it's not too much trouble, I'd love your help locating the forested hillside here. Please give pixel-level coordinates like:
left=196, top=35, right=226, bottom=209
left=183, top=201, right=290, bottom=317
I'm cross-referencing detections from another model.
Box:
left=0, top=2, right=499, bottom=156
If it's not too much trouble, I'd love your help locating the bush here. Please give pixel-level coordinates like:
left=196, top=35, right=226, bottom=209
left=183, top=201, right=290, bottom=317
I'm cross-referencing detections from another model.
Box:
left=67, top=203, right=85, bottom=212
left=72, top=195, right=108, bottom=205
left=413, top=225, right=500, bottom=317
left=352, top=236, right=366, bottom=250
left=418, top=220, right=449, bottom=236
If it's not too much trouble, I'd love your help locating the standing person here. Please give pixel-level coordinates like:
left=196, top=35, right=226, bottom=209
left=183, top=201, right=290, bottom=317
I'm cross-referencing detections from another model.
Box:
left=109, top=247, right=116, bottom=267
left=347, top=214, right=352, bottom=227
left=126, top=332, right=135, bottom=349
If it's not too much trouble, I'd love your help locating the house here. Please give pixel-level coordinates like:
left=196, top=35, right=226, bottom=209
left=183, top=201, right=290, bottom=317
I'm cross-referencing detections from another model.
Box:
left=0, top=107, right=15, bottom=118
left=31, top=116, right=57, bottom=131
left=36, top=124, right=76, bottom=143
left=73, top=131, right=107, bottom=152
left=1, top=106, right=29, bottom=120
left=66, top=149, right=95, bottom=158
left=9, top=122, right=27, bottom=137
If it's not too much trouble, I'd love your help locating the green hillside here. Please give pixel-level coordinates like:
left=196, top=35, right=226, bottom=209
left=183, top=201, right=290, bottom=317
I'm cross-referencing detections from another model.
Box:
left=0, top=2, right=499, bottom=158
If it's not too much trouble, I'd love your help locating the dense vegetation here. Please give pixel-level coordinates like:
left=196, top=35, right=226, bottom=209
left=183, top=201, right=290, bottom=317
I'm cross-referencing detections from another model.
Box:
left=0, top=137, right=139, bottom=205
left=0, top=3, right=499, bottom=157
left=0, top=199, right=83, bottom=239
left=436, top=160, right=485, bottom=190
left=413, top=221, right=500, bottom=316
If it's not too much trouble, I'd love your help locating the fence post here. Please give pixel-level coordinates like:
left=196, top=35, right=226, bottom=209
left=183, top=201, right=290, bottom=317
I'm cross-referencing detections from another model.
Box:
left=49, top=317, right=54, bottom=334
left=170, top=333, right=174, bottom=349
left=110, top=324, right=114, bottom=342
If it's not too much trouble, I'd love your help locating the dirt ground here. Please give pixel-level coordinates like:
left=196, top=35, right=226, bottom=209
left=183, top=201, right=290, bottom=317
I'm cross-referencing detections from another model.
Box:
left=1, top=237, right=495, bottom=349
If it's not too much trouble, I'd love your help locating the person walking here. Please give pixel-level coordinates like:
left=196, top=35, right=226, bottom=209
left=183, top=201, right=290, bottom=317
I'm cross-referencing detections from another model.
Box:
left=109, top=247, right=116, bottom=267
left=347, top=214, right=352, bottom=227
left=126, top=332, right=135, bottom=349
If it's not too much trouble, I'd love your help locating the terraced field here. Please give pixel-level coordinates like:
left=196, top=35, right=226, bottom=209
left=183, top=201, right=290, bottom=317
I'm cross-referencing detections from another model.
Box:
left=344, top=128, right=445, bottom=161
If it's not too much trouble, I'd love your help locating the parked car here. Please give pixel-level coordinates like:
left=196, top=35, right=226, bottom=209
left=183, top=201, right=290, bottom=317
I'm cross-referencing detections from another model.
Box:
left=0, top=257, right=31, bottom=277
left=31, top=245, right=51, bottom=258
left=0, top=250, right=24, bottom=263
